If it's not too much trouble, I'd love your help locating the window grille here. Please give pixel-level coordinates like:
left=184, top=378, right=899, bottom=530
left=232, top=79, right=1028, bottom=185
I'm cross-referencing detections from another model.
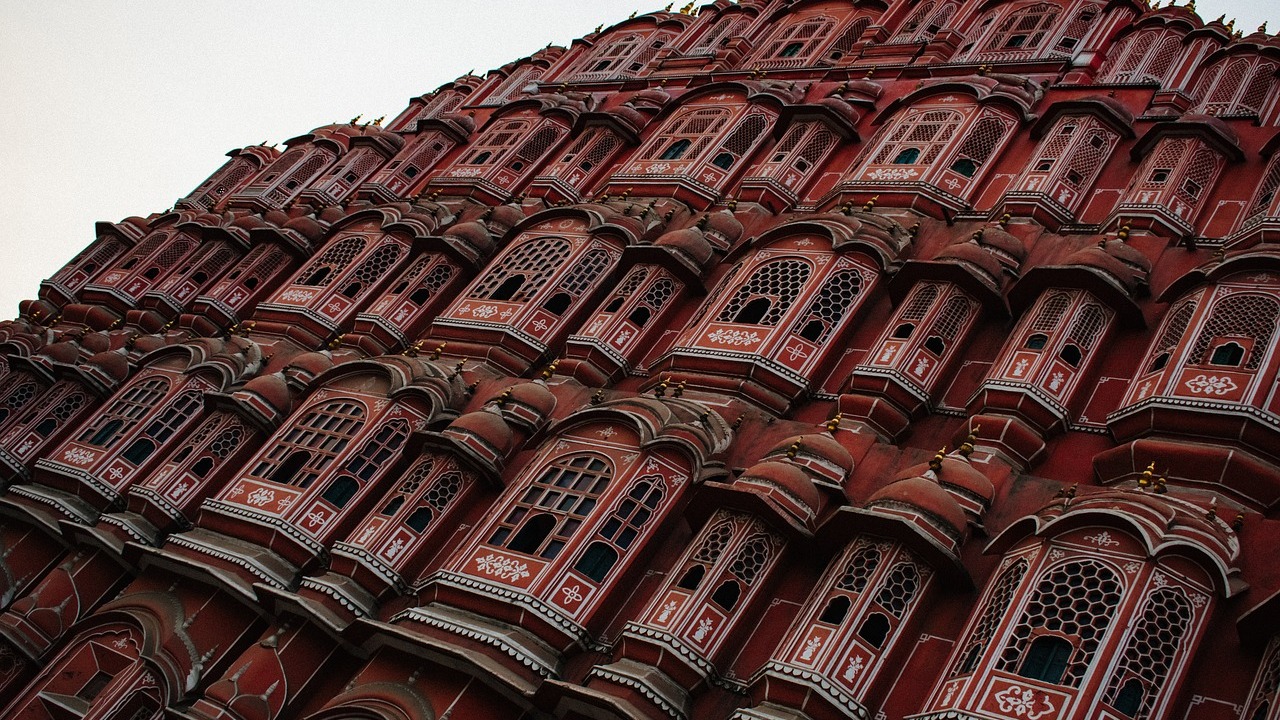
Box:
left=1062, top=129, right=1113, bottom=190
left=470, top=237, right=572, bottom=302
left=717, top=259, right=812, bottom=326
left=711, top=113, right=770, bottom=171
left=574, top=34, right=645, bottom=80
left=576, top=476, right=665, bottom=581
left=996, top=559, right=1123, bottom=687
left=932, top=296, right=973, bottom=342
left=34, top=391, right=88, bottom=438
left=949, top=114, right=1011, bottom=178
left=266, top=151, right=333, bottom=203
left=891, top=2, right=956, bottom=43
left=401, top=469, right=464, bottom=534
left=399, top=260, right=454, bottom=308
left=1147, top=301, right=1196, bottom=373
left=343, top=419, right=410, bottom=482
left=512, top=126, right=562, bottom=167
left=830, top=17, right=871, bottom=58
left=396, top=458, right=434, bottom=496
left=1102, top=588, right=1194, bottom=720
left=1032, top=293, right=1073, bottom=333
left=0, top=379, right=38, bottom=421
left=1196, top=58, right=1277, bottom=116
left=417, top=92, right=464, bottom=121
left=1245, top=640, right=1280, bottom=720
left=689, top=15, right=745, bottom=53
left=342, top=242, right=405, bottom=299
left=54, top=238, right=125, bottom=284
left=870, top=109, right=965, bottom=166
left=249, top=400, right=366, bottom=488
left=1189, top=294, right=1280, bottom=370
left=460, top=119, right=530, bottom=165
left=753, top=16, right=837, bottom=68
left=874, top=563, right=921, bottom=618
left=1067, top=304, right=1108, bottom=350
left=600, top=267, right=649, bottom=314
left=836, top=545, right=882, bottom=593
left=1051, top=3, right=1101, bottom=57
left=954, top=559, right=1028, bottom=676
left=558, top=248, right=613, bottom=297
left=392, top=133, right=450, bottom=183
left=1239, top=63, right=1277, bottom=116
left=135, top=391, right=203, bottom=446
left=790, top=269, right=863, bottom=343
left=485, top=65, right=544, bottom=105
left=902, top=285, right=941, bottom=322
left=641, top=278, right=676, bottom=311
left=642, top=107, right=733, bottom=162
left=256, top=149, right=306, bottom=186
left=729, top=534, right=772, bottom=584
left=139, top=236, right=197, bottom=283
left=488, top=454, right=612, bottom=559
left=1249, top=155, right=1280, bottom=220
left=1102, top=31, right=1181, bottom=84
left=1173, top=147, right=1223, bottom=209
left=295, top=236, right=367, bottom=287
left=973, top=2, right=1060, bottom=59
left=695, top=520, right=736, bottom=563
left=78, top=377, right=172, bottom=447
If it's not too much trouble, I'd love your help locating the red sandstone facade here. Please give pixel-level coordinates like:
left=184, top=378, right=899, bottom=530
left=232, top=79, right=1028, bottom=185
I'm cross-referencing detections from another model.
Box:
left=1, top=2, right=1279, bottom=719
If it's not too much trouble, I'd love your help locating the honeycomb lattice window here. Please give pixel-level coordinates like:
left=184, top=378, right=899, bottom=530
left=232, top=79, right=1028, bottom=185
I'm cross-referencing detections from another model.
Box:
left=342, top=242, right=404, bottom=300
left=954, top=559, right=1029, bottom=677
left=426, top=471, right=462, bottom=513
left=208, top=425, right=245, bottom=460
left=512, top=126, right=563, bottom=166
left=78, top=376, right=172, bottom=447
left=790, top=268, right=863, bottom=343
left=470, top=237, right=572, bottom=302
left=689, top=15, right=746, bottom=53
left=874, top=563, right=922, bottom=618
left=729, top=534, right=773, bottom=585
left=400, top=469, right=464, bottom=534
left=870, top=108, right=965, bottom=166
left=1249, top=154, right=1280, bottom=220
left=396, top=458, right=434, bottom=496
left=837, top=545, right=883, bottom=593
left=1190, top=293, right=1280, bottom=370
left=38, top=391, right=88, bottom=437
left=752, top=15, right=837, bottom=67
left=296, top=236, right=367, bottom=287
left=1102, top=587, right=1194, bottom=720
left=973, top=2, right=1059, bottom=59
left=488, top=454, right=612, bottom=560
left=1, top=380, right=38, bottom=416
left=1101, top=30, right=1181, bottom=84
left=642, top=107, right=733, bottom=162
left=949, top=114, right=1012, bottom=177
left=996, top=559, right=1123, bottom=687
left=249, top=400, right=366, bottom=488
left=642, top=278, right=676, bottom=311
left=717, top=258, right=812, bottom=326
left=891, top=1, right=957, bottom=44
left=695, top=520, right=737, bottom=563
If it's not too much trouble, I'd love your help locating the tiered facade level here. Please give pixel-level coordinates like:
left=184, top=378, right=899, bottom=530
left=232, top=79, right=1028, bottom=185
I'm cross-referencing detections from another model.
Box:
left=3, top=1, right=1280, bottom=719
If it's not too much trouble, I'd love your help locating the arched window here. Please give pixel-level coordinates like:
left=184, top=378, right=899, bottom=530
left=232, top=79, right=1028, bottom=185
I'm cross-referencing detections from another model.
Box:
left=470, top=237, right=573, bottom=303
left=78, top=377, right=172, bottom=448
left=869, top=109, right=965, bottom=167
left=296, top=236, right=367, bottom=288
left=0, top=376, right=40, bottom=426
left=1244, top=640, right=1280, bottom=720
left=458, top=119, right=532, bottom=167
left=1102, top=588, right=1194, bottom=719
left=32, top=391, right=89, bottom=439
left=948, top=115, right=1012, bottom=178
left=954, top=559, right=1028, bottom=676
left=327, top=417, right=411, bottom=505
left=642, top=107, right=733, bottom=162
left=338, top=242, right=404, bottom=300
left=790, top=269, right=863, bottom=343
left=971, top=2, right=1061, bottom=59
left=1194, top=57, right=1278, bottom=117
left=676, top=519, right=735, bottom=590
left=1145, top=301, right=1197, bottom=373
left=386, top=256, right=455, bottom=311
left=545, top=248, right=613, bottom=315
left=573, top=476, right=664, bottom=582
left=712, top=534, right=772, bottom=610
left=996, top=559, right=1123, bottom=687
left=249, top=400, right=366, bottom=489
left=1100, top=29, right=1183, bottom=85
left=687, top=14, right=747, bottom=54
left=752, top=15, right=837, bottom=67
left=120, top=390, right=203, bottom=466
left=1189, top=294, right=1280, bottom=370
left=1248, top=153, right=1280, bottom=223
left=717, top=259, right=812, bottom=326
left=488, top=454, right=612, bottom=560
left=483, top=64, right=545, bottom=105
left=755, top=122, right=840, bottom=190
left=710, top=113, right=770, bottom=171
left=890, top=2, right=957, bottom=44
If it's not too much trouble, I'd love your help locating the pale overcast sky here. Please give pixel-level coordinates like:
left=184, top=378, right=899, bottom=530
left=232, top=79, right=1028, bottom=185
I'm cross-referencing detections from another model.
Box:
left=0, top=0, right=1272, bottom=318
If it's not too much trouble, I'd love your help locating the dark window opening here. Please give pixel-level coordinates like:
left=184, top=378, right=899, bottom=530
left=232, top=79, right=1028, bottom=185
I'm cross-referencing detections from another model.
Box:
left=711, top=579, right=742, bottom=610
left=779, top=42, right=805, bottom=57
left=1113, top=678, right=1145, bottom=718
left=660, top=139, right=692, bottom=161
left=924, top=336, right=946, bottom=355
left=1150, top=169, right=1170, bottom=184
left=142, top=267, right=161, bottom=280
left=409, top=287, right=433, bottom=305
left=950, top=158, right=979, bottom=177
left=1059, top=343, right=1082, bottom=367
left=712, top=152, right=736, bottom=170
left=799, top=319, right=826, bottom=342
left=628, top=306, right=652, bottom=327
left=1018, top=635, right=1073, bottom=684
left=1149, top=352, right=1170, bottom=372
left=301, top=267, right=332, bottom=287
left=344, top=172, right=358, bottom=183
left=79, top=671, right=113, bottom=701
left=543, top=292, right=572, bottom=316
left=122, top=438, right=156, bottom=465
left=491, top=275, right=526, bottom=301
left=858, top=612, right=891, bottom=648
left=191, top=456, right=215, bottom=478
left=1251, top=701, right=1270, bottom=720
left=1210, top=341, right=1245, bottom=367
left=404, top=166, right=420, bottom=178
left=321, top=475, right=360, bottom=508
left=88, top=419, right=124, bottom=447
left=508, top=513, right=556, bottom=554
left=406, top=506, right=434, bottom=533
left=1065, top=169, right=1083, bottom=185
left=270, top=450, right=311, bottom=486
left=732, top=297, right=772, bottom=325
left=1025, top=333, right=1049, bottom=350
left=470, top=151, right=493, bottom=165
left=1006, top=34, right=1027, bottom=48
left=574, top=541, right=619, bottom=582
left=959, top=643, right=983, bottom=674
left=1035, top=160, right=1053, bottom=171
left=381, top=496, right=405, bottom=516
left=677, top=564, right=705, bottom=590
left=819, top=595, right=851, bottom=625
left=245, top=277, right=260, bottom=290
left=34, top=418, right=58, bottom=438
left=893, top=148, right=921, bottom=165
left=604, top=297, right=625, bottom=313
left=893, top=323, right=915, bottom=339
left=341, top=282, right=363, bottom=298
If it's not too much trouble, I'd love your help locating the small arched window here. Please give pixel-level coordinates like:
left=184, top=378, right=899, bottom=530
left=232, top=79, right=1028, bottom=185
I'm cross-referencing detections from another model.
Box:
left=717, top=259, right=812, bottom=327
left=249, top=400, right=366, bottom=488
left=488, top=454, right=612, bottom=560
left=1102, top=588, right=1194, bottom=720
left=1190, top=294, right=1280, bottom=371
left=470, top=237, right=573, bottom=303
left=1019, top=635, right=1074, bottom=684
left=78, top=377, right=172, bottom=449
left=296, top=236, right=367, bottom=288
left=574, top=477, right=664, bottom=582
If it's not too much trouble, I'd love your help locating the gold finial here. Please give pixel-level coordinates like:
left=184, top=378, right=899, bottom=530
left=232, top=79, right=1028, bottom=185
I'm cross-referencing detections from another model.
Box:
left=1214, top=14, right=1224, bottom=23
left=909, top=222, right=920, bottom=238
left=1226, top=18, right=1235, bottom=31
left=497, top=388, right=512, bottom=407
left=1154, top=473, right=1168, bottom=494
left=863, top=195, right=878, bottom=212
left=1205, top=496, right=1218, bottom=521
left=959, top=425, right=979, bottom=457
left=403, top=339, right=426, bottom=357
left=1260, top=21, right=1268, bottom=33
left=696, top=214, right=710, bottom=230
left=726, top=197, right=738, bottom=211
left=592, top=389, right=606, bottom=405
left=1186, top=0, right=1195, bottom=12
left=786, top=440, right=802, bottom=459
left=452, top=360, right=466, bottom=379
left=971, top=229, right=984, bottom=243
left=839, top=200, right=855, bottom=216
left=1137, top=461, right=1155, bottom=490
left=1118, top=223, right=1131, bottom=240
left=348, top=114, right=363, bottom=125
left=999, top=213, right=1011, bottom=228
left=732, top=413, right=745, bottom=430
left=674, top=380, right=686, bottom=398
left=681, top=1, right=696, bottom=14
left=1233, top=513, right=1245, bottom=530
left=540, top=361, right=558, bottom=380
left=430, top=342, right=446, bottom=361
left=824, top=412, right=842, bottom=433
left=929, top=446, right=947, bottom=473
left=595, top=24, right=603, bottom=33
left=629, top=10, right=638, bottom=19
left=655, top=377, right=669, bottom=397
left=864, top=67, right=876, bottom=79
left=327, top=334, right=345, bottom=351
left=664, top=3, right=673, bottom=11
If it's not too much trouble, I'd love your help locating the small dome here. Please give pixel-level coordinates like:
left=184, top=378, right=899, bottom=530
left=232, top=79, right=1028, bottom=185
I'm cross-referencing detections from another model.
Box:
left=767, top=433, right=854, bottom=485
left=443, top=221, right=496, bottom=256
left=815, top=96, right=861, bottom=126
left=504, top=381, right=557, bottom=418
left=78, top=331, right=112, bottom=354
left=240, top=372, right=293, bottom=415
left=978, top=226, right=1026, bottom=266
left=868, top=475, right=968, bottom=537
left=630, top=86, right=672, bottom=110
left=38, top=341, right=81, bottom=365
left=655, top=227, right=715, bottom=268
left=896, top=455, right=995, bottom=507
left=285, top=351, right=334, bottom=380
left=488, top=203, right=526, bottom=233
left=937, top=240, right=1004, bottom=284
left=446, top=408, right=515, bottom=457
left=702, top=209, right=743, bottom=249
left=284, top=215, right=328, bottom=241
left=84, top=349, right=131, bottom=383
left=739, top=460, right=823, bottom=518
left=132, top=334, right=170, bottom=354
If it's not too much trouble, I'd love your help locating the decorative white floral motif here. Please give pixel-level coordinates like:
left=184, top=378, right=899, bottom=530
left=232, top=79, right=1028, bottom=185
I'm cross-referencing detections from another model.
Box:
left=561, top=584, right=584, bottom=604
left=448, top=167, right=485, bottom=178
left=168, top=481, right=190, bottom=500
left=106, top=466, right=125, bottom=481
left=657, top=600, right=678, bottom=623
left=800, top=635, right=822, bottom=661
left=470, top=304, right=499, bottom=319
left=245, top=488, right=276, bottom=507
left=1048, top=372, right=1065, bottom=392
left=843, top=656, right=864, bottom=682
left=1123, top=561, right=1142, bottom=574
left=913, top=357, right=931, bottom=377
left=692, top=617, right=715, bottom=642
left=645, top=162, right=673, bottom=175
left=1191, top=593, right=1208, bottom=608
left=1152, top=572, right=1169, bottom=588
left=305, top=510, right=327, bottom=527
left=706, top=328, right=762, bottom=346
left=385, top=538, right=405, bottom=559
left=112, top=638, right=129, bottom=649
left=358, top=526, right=377, bottom=544
left=325, top=301, right=344, bottom=314
left=62, top=447, right=97, bottom=465
left=277, top=495, right=295, bottom=510
left=278, top=289, right=316, bottom=303
left=531, top=319, right=549, bottom=332
left=994, top=685, right=1056, bottom=720
left=1184, top=374, right=1239, bottom=396
left=474, top=553, right=530, bottom=582
left=1048, top=549, right=1064, bottom=561
left=15, top=439, right=34, bottom=455
left=612, top=329, right=633, bottom=346
left=597, top=426, right=616, bottom=439
left=1013, top=358, right=1030, bottom=377
left=865, top=167, right=919, bottom=181
left=1084, top=531, right=1120, bottom=547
